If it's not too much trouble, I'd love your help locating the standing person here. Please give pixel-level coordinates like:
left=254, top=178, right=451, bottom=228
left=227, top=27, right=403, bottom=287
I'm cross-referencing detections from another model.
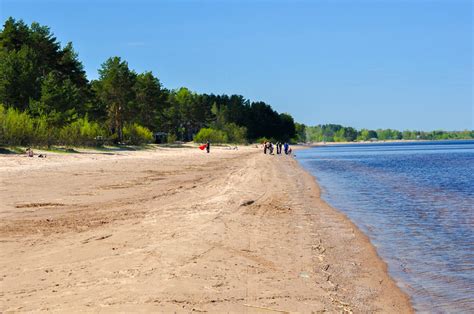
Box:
left=284, top=142, right=289, bottom=155
left=276, top=142, right=280, bottom=154
left=206, top=140, right=210, bottom=153
left=278, top=142, right=282, bottom=154
left=264, top=141, right=268, bottom=154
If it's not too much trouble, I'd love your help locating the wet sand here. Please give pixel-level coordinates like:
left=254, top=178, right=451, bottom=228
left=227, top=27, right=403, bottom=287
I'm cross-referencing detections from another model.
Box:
left=0, top=146, right=412, bottom=312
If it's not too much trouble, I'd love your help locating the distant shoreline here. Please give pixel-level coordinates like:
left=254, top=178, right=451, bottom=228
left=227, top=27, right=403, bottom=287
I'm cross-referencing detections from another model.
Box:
left=304, top=138, right=473, bottom=147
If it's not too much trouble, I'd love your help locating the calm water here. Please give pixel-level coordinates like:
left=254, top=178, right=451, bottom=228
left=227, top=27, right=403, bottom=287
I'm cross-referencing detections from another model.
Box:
left=296, top=140, right=474, bottom=313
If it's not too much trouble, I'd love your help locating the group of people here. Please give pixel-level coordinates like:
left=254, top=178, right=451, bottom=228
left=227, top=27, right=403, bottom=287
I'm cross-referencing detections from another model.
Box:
left=263, top=141, right=292, bottom=155
left=199, top=140, right=292, bottom=156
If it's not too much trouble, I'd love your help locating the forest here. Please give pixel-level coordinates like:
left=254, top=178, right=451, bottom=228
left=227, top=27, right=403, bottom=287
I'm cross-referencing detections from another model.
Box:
left=303, top=124, right=474, bottom=143
left=0, top=18, right=296, bottom=147
left=0, top=18, right=472, bottom=148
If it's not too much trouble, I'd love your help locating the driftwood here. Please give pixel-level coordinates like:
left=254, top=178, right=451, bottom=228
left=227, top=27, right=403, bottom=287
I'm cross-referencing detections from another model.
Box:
left=241, top=200, right=255, bottom=206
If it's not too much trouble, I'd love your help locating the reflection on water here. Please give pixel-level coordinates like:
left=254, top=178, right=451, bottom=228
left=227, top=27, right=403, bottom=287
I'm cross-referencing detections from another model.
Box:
left=296, top=140, right=474, bottom=313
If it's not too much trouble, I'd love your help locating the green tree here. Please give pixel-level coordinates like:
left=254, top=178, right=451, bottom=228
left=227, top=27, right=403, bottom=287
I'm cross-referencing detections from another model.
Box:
left=278, top=113, right=296, bottom=141
left=133, top=71, right=163, bottom=130
left=223, top=123, right=247, bottom=144
left=333, top=128, right=346, bottom=142
left=123, top=123, right=153, bottom=145
left=29, top=71, right=81, bottom=126
left=357, top=129, right=369, bottom=141
left=0, top=18, right=90, bottom=113
left=194, top=127, right=227, bottom=144
left=0, top=46, right=38, bottom=109
left=94, top=57, right=137, bottom=142
left=294, top=123, right=307, bottom=143
left=343, top=127, right=358, bottom=142
left=211, top=102, right=227, bottom=130
left=0, top=18, right=30, bottom=51
left=356, top=128, right=378, bottom=141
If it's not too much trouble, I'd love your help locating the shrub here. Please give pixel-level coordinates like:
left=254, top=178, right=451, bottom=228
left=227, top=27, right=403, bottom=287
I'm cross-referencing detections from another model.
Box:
left=0, top=105, right=4, bottom=144
left=59, top=117, right=106, bottom=146
left=123, top=123, right=153, bottom=145
left=59, top=122, right=80, bottom=146
left=194, top=128, right=228, bottom=144
left=167, top=133, right=177, bottom=144
left=79, top=118, right=105, bottom=145
left=32, top=115, right=58, bottom=147
left=223, top=123, right=247, bottom=144
left=0, top=105, right=34, bottom=146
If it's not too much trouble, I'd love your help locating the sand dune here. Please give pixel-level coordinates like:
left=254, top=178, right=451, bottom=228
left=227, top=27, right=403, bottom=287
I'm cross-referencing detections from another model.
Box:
left=0, top=146, right=412, bottom=312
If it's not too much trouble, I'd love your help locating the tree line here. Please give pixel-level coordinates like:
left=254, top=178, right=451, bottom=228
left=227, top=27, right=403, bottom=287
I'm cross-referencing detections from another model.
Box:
left=299, top=124, right=474, bottom=143
left=1, top=18, right=471, bottom=149
left=0, top=18, right=296, bottom=147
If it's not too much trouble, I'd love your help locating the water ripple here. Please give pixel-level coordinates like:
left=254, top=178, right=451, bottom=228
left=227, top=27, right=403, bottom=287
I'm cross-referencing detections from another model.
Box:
left=297, top=140, right=474, bottom=313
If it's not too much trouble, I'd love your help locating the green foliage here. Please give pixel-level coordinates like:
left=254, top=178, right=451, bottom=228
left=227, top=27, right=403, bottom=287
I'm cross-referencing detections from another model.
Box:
left=333, top=129, right=346, bottom=142
left=355, top=129, right=378, bottom=141
left=59, top=117, right=106, bottom=146
left=122, top=123, right=153, bottom=145
left=0, top=104, right=56, bottom=147
left=255, top=137, right=273, bottom=144
left=133, top=71, right=164, bottom=130
left=94, top=57, right=137, bottom=142
left=32, top=115, right=57, bottom=146
left=294, top=123, right=307, bottom=143
left=223, top=123, right=247, bottom=144
left=167, top=133, right=177, bottom=144
left=194, top=128, right=228, bottom=144
left=277, top=113, right=296, bottom=141
left=29, top=71, right=81, bottom=126
left=0, top=46, right=38, bottom=110
left=0, top=105, right=4, bottom=141
left=377, top=129, right=402, bottom=140
left=210, top=102, right=226, bottom=130
left=305, top=124, right=344, bottom=142
left=0, top=105, right=34, bottom=145
left=0, top=18, right=298, bottom=145
left=343, top=127, right=358, bottom=142
left=0, top=18, right=89, bottom=112
left=306, top=125, right=380, bottom=142
left=306, top=125, right=474, bottom=143
left=3, top=17, right=472, bottom=149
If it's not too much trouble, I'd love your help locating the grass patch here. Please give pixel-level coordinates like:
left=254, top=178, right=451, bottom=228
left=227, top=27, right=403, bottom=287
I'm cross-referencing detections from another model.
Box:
left=45, top=147, right=80, bottom=154
left=93, top=144, right=153, bottom=152
left=0, top=146, right=25, bottom=154
left=156, top=143, right=194, bottom=149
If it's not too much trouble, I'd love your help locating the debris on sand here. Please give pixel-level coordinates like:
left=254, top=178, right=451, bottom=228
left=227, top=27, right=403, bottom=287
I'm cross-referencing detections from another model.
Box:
left=240, top=200, right=255, bottom=206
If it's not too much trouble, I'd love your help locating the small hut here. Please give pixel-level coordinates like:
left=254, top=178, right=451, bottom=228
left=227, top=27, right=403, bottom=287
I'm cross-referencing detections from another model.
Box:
left=153, top=132, right=168, bottom=144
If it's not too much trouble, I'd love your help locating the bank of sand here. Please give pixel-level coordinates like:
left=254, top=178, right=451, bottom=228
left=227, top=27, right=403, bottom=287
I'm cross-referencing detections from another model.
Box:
left=0, top=146, right=412, bottom=312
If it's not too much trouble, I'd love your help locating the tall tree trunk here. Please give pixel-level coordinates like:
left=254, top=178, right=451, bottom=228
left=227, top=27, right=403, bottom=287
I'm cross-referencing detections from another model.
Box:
left=115, top=105, right=122, bottom=143
left=111, top=103, right=122, bottom=144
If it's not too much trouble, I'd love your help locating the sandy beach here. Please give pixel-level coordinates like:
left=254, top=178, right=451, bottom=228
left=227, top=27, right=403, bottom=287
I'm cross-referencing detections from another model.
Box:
left=0, top=146, right=412, bottom=312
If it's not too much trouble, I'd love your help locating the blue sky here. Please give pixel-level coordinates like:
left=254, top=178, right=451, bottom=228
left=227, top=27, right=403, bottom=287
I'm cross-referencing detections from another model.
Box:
left=1, top=0, right=472, bottom=130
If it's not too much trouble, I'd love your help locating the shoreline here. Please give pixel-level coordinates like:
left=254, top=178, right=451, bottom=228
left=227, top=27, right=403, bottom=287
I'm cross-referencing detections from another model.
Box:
left=288, top=154, right=413, bottom=312
left=303, top=138, right=473, bottom=147
left=291, top=155, right=414, bottom=309
left=0, top=146, right=412, bottom=312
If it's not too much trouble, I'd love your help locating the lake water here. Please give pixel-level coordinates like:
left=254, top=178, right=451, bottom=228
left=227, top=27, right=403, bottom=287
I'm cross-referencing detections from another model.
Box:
left=296, top=140, right=474, bottom=313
